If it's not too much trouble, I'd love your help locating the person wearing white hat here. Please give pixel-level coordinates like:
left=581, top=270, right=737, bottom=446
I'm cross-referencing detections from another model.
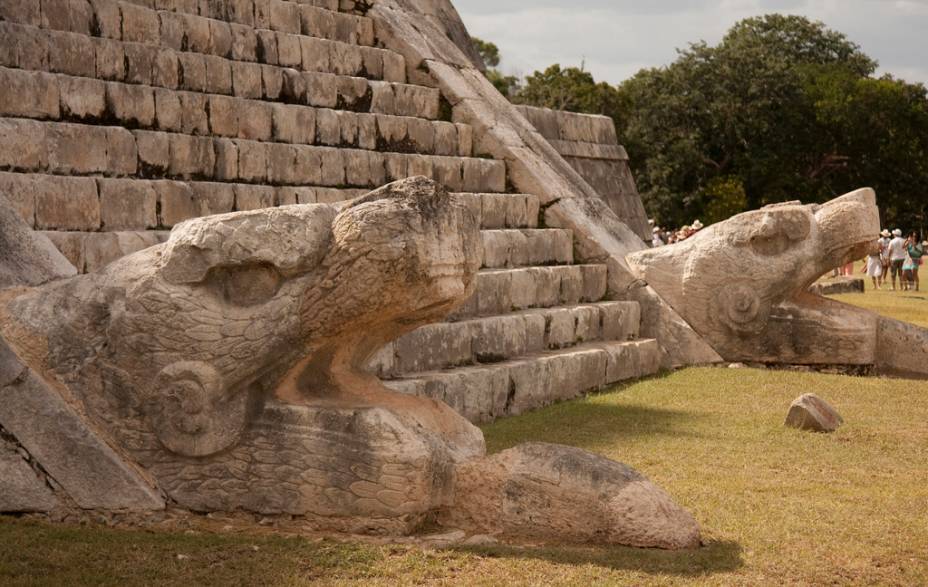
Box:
left=888, top=229, right=907, bottom=290
left=878, top=230, right=892, bottom=287
left=651, top=227, right=665, bottom=247
left=865, top=238, right=884, bottom=290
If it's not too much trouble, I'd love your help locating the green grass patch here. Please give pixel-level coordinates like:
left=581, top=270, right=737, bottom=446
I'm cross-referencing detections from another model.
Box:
left=829, top=275, right=928, bottom=327
left=4, top=367, right=927, bottom=585
left=2, top=279, right=926, bottom=585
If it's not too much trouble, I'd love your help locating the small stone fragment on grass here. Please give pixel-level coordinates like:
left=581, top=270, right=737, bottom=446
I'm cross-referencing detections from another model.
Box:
left=785, top=394, right=844, bottom=433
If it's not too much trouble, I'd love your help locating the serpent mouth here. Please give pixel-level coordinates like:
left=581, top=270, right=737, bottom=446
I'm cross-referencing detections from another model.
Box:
left=812, top=188, right=880, bottom=268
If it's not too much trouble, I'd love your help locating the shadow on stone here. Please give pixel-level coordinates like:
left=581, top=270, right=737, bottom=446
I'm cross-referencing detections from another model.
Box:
left=449, top=538, right=744, bottom=576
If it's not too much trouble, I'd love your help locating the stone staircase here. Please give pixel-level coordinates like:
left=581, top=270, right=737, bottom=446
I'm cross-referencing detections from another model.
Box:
left=0, top=0, right=662, bottom=423
left=378, top=191, right=662, bottom=423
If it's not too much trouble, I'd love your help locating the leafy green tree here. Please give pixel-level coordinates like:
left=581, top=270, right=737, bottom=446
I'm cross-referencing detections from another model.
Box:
left=514, top=64, right=627, bottom=122
left=702, top=177, right=749, bottom=225
left=472, top=37, right=501, bottom=68
left=474, top=17, right=927, bottom=234
left=616, top=14, right=927, bottom=230
left=471, top=37, right=519, bottom=96
left=806, top=71, right=928, bottom=233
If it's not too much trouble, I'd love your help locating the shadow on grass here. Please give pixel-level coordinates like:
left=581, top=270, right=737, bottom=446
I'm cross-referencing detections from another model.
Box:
left=484, top=391, right=708, bottom=453
left=451, top=539, right=743, bottom=577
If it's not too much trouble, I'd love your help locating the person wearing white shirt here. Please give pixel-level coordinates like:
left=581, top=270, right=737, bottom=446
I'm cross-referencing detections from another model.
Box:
left=878, top=229, right=892, bottom=287
left=888, top=229, right=907, bottom=291
left=651, top=228, right=665, bottom=247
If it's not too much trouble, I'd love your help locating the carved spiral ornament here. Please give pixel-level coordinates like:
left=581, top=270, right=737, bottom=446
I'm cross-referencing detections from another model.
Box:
left=148, top=361, right=250, bottom=458
left=710, top=283, right=769, bottom=334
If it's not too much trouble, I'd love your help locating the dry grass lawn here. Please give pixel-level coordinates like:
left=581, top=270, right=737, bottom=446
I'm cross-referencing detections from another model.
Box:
left=1, top=284, right=926, bottom=586
left=830, top=273, right=928, bottom=327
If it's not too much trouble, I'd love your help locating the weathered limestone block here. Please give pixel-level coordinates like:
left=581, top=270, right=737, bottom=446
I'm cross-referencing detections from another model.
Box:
left=232, top=61, right=263, bottom=98
left=785, top=394, right=844, bottom=433
left=191, top=182, right=236, bottom=216
left=205, top=55, right=233, bottom=94
left=46, top=123, right=107, bottom=174
left=0, top=172, right=36, bottom=226
left=0, top=67, right=60, bottom=119
left=120, top=2, right=161, bottom=45
left=49, top=31, right=95, bottom=78
left=808, top=278, right=865, bottom=296
left=135, top=130, right=171, bottom=174
left=60, top=75, right=106, bottom=119
left=178, top=53, right=207, bottom=92
left=170, top=134, right=216, bottom=178
left=0, top=192, right=75, bottom=290
left=106, top=126, right=140, bottom=176
left=0, top=119, right=48, bottom=171
left=82, top=231, right=164, bottom=272
left=0, top=437, right=59, bottom=513
left=90, top=38, right=123, bottom=82
left=106, top=83, right=156, bottom=127
left=447, top=443, right=701, bottom=549
left=874, top=317, right=928, bottom=379
left=34, top=175, right=101, bottom=231
left=98, top=179, right=158, bottom=230
left=476, top=314, right=546, bottom=360
left=0, top=0, right=41, bottom=26
left=234, top=184, right=276, bottom=211
left=0, top=342, right=164, bottom=511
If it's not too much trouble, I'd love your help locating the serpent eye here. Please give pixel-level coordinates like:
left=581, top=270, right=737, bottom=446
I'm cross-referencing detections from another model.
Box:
left=207, top=263, right=282, bottom=306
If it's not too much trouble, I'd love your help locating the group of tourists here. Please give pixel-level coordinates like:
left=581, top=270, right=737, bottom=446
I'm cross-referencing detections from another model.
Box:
left=862, top=229, right=926, bottom=291
left=650, top=220, right=704, bottom=247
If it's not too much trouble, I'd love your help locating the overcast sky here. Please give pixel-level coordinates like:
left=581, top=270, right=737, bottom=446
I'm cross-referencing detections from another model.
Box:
left=455, top=0, right=928, bottom=86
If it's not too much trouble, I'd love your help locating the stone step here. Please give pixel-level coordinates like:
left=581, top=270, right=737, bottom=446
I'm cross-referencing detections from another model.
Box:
left=0, top=119, right=507, bottom=193
left=0, top=67, right=469, bottom=158
left=373, top=302, right=641, bottom=377
left=42, top=230, right=171, bottom=274
left=0, top=171, right=376, bottom=232
left=453, top=193, right=540, bottom=229
left=0, top=23, right=438, bottom=119
left=480, top=229, right=573, bottom=269
left=450, top=265, right=609, bottom=320
left=116, top=0, right=378, bottom=48
left=33, top=197, right=550, bottom=273
left=0, top=2, right=404, bottom=82
left=0, top=172, right=538, bottom=237
left=382, top=340, right=664, bottom=424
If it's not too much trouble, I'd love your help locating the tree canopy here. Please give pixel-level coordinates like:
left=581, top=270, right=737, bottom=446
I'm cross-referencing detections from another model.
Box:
left=474, top=15, right=928, bottom=233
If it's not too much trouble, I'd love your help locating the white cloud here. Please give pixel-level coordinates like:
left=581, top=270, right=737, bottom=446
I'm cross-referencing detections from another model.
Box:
left=455, top=0, right=928, bottom=86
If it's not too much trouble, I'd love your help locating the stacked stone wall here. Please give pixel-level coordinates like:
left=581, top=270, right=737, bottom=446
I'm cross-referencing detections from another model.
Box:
left=515, top=105, right=651, bottom=242
left=0, top=0, right=506, bottom=272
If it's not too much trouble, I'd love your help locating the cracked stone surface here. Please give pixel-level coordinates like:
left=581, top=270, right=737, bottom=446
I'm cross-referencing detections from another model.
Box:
left=625, top=188, right=928, bottom=377
left=0, top=177, right=701, bottom=548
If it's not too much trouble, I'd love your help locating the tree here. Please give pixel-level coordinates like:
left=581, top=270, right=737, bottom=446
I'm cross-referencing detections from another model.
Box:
left=616, top=14, right=928, bottom=230
left=471, top=37, right=519, bottom=96
left=514, top=64, right=628, bottom=122
left=807, top=71, right=928, bottom=233
left=472, top=37, right=501, bottom=68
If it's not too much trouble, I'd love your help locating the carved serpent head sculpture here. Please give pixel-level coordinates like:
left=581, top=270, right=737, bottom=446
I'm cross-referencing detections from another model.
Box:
left=0, top=177, right=701, bottom=548
left=627, top=188, right=928, bottom=376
